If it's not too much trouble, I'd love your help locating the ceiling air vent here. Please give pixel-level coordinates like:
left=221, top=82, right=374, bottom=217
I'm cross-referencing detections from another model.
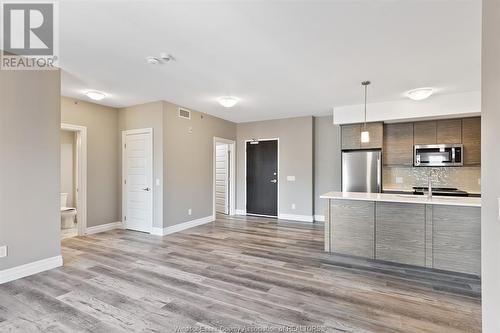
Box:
left=178, top=108, right=191, bottom=120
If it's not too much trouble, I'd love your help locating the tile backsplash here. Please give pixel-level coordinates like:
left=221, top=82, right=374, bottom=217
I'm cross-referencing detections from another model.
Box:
left=383, top=166, right=481, bottom=194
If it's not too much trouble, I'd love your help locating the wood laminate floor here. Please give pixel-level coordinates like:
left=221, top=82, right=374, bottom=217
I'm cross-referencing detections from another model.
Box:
left=0, top=214, right=481, bottom=332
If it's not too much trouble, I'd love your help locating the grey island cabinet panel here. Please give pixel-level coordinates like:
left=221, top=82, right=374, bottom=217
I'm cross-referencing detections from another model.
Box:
left=432, top=205, right=481, bottom=275
left=375, top=202, right=426, bottom=266
left=330, top=200, right=374, bottom=258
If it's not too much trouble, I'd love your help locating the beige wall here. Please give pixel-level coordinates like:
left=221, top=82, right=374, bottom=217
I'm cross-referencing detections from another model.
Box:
left=236, top=116, right=314, bottom=218
left=163, top=102, right=236, bottom=226
left=481, top=0, right=500, bottom=331
left=61, top=97, right=120, bottom=227
left=0, top=70, right=61, bottom=270
left=118, top=102, right=164, bottom=228
left=60, top=130, right=76, bottom=207
left=314, top=116, right=342, bottom=218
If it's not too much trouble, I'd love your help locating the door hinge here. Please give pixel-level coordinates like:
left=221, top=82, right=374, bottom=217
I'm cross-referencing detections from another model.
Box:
left=124, top=143, right=127, bottom=149
left=124, top=179, right=127, bottom=185
left=124, top=216, right=127, bottom=221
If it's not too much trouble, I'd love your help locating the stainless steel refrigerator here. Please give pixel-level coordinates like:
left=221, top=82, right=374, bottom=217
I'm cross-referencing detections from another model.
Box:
left=342, top=150, right=382, bottom=193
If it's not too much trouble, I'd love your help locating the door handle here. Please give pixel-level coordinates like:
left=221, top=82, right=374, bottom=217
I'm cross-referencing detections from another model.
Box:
left=142, top=187, right=151, bottom=191
left=270, top=179, right=277, bottom=183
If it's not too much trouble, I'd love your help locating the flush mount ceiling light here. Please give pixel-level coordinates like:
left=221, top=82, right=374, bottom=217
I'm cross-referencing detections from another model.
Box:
left=146, top=56, right=160, bottom=65
left=406, top=87, right=434, bottom=101
left=218, top=96, right=239, bottom=108
left=85, top=90, right=106, bottom=101
left=146, top=53, right=174, bottom=65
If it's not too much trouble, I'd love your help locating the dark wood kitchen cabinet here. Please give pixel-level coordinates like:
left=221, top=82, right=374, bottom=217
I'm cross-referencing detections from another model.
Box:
left=341, top=124, right=361, bottom=150
left=437, top=119, right=462, bottom=144
left=341, top=122, right=383, bottom=150
left=462, top=117, right=481, bottom=165
left=413, top=121, right=437, bottom=145
left=383, top=122, right=414, bottom=166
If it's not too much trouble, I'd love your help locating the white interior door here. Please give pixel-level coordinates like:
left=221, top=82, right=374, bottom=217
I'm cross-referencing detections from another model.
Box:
left=123, top=129, right=153, bottom=233
left=215, top=144, right=229, bottom=214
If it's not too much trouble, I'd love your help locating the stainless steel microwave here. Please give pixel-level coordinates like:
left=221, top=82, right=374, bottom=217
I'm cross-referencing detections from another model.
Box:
left=414, top=144, right=463, bottom=167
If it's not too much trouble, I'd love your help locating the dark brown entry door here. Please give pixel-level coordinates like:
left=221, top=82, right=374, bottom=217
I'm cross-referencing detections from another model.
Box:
left=246, top=140, right=278, bottom=216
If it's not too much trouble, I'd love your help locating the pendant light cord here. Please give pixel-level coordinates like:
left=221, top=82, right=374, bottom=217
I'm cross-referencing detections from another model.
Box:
left=364, top=84, right=367, bottom=130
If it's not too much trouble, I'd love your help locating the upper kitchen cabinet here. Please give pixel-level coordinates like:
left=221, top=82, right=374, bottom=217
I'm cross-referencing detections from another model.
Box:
left=361, top=122, right=383, bottom=149
left=383, top=123, right=414, bottom=166
left=437, top=119, right=462, bottom=144
left=462, top=117, right=481, bottom=165
left=341, top=122, right=383, bottom=150
left=414, top=121, right=437, bottom=145
left=341, top=124, right=361, bottom=150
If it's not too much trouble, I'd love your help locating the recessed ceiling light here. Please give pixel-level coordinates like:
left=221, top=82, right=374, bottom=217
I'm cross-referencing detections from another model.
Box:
left=85, top=90, right=106, bottom=101
left=146, top=56, right=160, bottom=65
left=218, top=96, right=239, bottom=108
left=406, top=87, right=434, bottom=101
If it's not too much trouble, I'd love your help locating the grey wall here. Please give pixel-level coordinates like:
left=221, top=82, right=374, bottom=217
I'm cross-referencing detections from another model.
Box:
left=481, top=0, right=500, bottom=331
left=118, top=102, right=164, bottom=228
left=0, top=70, right=61, bottom=270
left=314, top=116, right=341, bottom=218
left=61, top=97, right=120, bottom=227
left=163, top=102, right=236, bottom=227
left=60, top=130, right=75, bottom=207
left=236, top=116, right=314, bottom=217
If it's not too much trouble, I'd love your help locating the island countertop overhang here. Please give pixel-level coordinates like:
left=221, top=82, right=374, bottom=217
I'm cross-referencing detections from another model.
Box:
left=320, top=191, right=481, bottom=207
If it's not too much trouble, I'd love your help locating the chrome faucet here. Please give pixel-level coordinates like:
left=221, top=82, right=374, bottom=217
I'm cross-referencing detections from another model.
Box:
left=428, top=169, right=437, bottom=199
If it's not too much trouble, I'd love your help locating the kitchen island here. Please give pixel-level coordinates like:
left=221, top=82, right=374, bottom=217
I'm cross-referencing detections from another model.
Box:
left=320, top=192, right=481, bottom=275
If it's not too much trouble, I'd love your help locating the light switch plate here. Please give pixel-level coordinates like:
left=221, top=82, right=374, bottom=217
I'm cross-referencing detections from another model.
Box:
left=396, top=177, right=403, bottom=184
left=0, top=245, right=7, bottom=258
left=156, top=178, right=160, bottom=186
left=291, top=203, right=296, bottom=210
left=286, top=176, right=296, bottom=181
left=188, top=208, right=192, bottom=216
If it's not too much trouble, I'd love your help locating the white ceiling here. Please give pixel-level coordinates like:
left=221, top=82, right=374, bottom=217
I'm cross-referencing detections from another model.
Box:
left=60, top=0, right=481, bottom=123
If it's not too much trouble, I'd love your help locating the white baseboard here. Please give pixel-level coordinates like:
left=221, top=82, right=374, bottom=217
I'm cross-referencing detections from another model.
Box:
left=0, top=255, right=63, bottom=284
left=235, top=209, right=246, bottom=215
left=151, top=215, right=214, bottom=236
left=86, top=221, right=123, bottom=235
left=314, top=215, right=325, bottom=222
left=278, top=213, right=314, bottom=223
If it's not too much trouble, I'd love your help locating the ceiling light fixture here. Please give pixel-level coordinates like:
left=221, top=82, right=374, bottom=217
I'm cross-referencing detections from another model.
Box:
left=85, top=90, right=106, bottom=101
left=218, top=96, right=239, bottom=108
left=146, top=56, right=160, bottom=65
left=360, top=81, right=371, bottom=143
left=406, top=87, right=434, bottom=101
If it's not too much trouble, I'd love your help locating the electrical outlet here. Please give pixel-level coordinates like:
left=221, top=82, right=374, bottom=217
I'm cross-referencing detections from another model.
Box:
left=188, top=127, right=193, bottom=134
left=188, top=209, right=192, bottom=216
left=396, top=177, right=403, bottom=184
left=291, top=203, right=296, bottom=210
left=0, top=245, right=7, bottom=258
left=287, top=176, right=296, bottom=182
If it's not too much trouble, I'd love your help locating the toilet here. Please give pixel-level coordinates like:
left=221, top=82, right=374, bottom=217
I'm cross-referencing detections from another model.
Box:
left=60, top=193, right=77, bottom=229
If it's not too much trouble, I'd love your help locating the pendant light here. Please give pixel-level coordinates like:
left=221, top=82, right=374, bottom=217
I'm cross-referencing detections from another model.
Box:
left=360, top=81, right=371, bottom=143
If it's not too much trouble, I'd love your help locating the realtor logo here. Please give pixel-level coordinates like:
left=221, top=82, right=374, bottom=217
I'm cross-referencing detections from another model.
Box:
left=1, top=2, right=59, bottom=70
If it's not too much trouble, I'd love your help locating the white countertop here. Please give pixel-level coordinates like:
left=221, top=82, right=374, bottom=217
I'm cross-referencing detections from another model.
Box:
left=320, top=191, right=481, bottom=207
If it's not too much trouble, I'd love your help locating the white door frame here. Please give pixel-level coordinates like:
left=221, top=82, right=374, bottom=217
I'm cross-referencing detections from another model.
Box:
left=213, top=137, right=236, bottom=218
left=122, top=128, right=154, bottom=233
left=244, top=138, right=280, bottom=218
left=61, top=123, right=87, bottom=236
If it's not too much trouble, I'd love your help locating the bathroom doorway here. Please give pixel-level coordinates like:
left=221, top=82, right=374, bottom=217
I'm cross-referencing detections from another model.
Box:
left=60, top=123, right=87, bottom=238
left=213, top=137, right=236, bottom=217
